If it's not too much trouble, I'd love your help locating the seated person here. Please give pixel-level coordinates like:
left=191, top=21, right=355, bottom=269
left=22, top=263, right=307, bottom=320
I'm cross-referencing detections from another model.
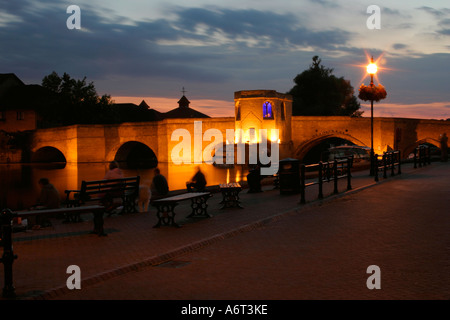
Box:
left=186, top=167, right=207, bottom=192
left=104, top=161, right=124, bottom=180
left=150, top=168, right=169, bottom=201
left=246, top=165, right=263, bottom=193
left=32, top=178, right=61, bottom=227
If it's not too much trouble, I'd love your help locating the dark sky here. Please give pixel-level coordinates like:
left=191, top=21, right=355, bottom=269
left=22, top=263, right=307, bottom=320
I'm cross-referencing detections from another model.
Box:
left=1, top=0, right=449, bottom=118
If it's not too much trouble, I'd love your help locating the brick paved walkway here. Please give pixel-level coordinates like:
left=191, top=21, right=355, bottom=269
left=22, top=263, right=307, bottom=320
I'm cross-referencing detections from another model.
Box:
left=1, top=161, right=448, bottom=302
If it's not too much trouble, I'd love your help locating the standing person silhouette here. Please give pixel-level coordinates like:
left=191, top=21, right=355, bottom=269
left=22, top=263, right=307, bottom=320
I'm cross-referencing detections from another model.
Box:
left=150, top=168, right=169, bottom=201
left=102, top=161, right=124, bottom=213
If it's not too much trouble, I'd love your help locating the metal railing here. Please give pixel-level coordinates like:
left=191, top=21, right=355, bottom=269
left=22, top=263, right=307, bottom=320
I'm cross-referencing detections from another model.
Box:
left=374, top=150, right=401, bottom=182
left=413, top=145, right=431, bottom=169
left=300, top=156, right=353, bottom=204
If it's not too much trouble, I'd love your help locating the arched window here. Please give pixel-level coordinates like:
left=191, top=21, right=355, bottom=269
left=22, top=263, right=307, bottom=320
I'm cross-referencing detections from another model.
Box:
left=263, top=101, right=273, bottom=119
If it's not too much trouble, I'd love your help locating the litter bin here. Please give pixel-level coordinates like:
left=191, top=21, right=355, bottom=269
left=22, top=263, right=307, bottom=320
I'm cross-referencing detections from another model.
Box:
left=279, top=158, right=300, bottom=194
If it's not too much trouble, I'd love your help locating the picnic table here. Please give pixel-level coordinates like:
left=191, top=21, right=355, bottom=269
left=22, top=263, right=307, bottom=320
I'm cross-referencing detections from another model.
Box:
left=219, top=183, right=243, bottom=209
left=151, top=192, right=212, bottom=228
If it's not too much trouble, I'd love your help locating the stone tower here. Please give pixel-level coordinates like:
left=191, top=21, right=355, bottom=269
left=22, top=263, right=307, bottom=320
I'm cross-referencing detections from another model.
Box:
left=234, top=90, right=293, bottom=159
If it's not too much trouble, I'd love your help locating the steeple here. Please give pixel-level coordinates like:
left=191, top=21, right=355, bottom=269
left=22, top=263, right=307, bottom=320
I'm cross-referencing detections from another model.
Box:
left=164, top=87, right=210, bottom=119
left=177, top=87, right=190, bottom=108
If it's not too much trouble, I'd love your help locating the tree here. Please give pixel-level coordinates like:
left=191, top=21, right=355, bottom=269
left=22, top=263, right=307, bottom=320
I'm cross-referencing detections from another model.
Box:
left=41, top=71, right=117, bottom=125
left=288, top=56, right=362, bottom=117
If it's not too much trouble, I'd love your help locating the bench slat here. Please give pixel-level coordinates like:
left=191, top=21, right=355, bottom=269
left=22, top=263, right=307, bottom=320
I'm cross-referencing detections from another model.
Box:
left=152, top=192, right=210, bottom=203
left=15, top=205, right=105, bottom=217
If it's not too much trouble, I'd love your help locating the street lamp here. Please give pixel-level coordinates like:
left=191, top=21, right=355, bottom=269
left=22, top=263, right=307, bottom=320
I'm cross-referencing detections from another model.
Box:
left=367, top=56, right=377, bottom=175
left=358, top=55, right=387, bottom=176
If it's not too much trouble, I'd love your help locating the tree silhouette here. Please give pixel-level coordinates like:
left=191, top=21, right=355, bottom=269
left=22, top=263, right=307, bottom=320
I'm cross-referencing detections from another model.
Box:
left=41, top=71, right=118, bottom=125
left=288, top=56, right=362, bottom=117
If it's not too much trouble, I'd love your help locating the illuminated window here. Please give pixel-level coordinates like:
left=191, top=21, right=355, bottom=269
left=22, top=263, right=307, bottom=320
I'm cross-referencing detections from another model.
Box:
left=263, top=101, right=273, bottom=119
left=249, top=128, right=256, bottom=143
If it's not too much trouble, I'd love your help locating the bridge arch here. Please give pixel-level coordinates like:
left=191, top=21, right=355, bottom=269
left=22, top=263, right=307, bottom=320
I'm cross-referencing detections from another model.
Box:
left=112, top=141, right=158, bottom=169
left=294, top=133, right=367, bottom=163
left=31, top=146, right=67, bottom=163
left=403, top=138, right=441, bottom=159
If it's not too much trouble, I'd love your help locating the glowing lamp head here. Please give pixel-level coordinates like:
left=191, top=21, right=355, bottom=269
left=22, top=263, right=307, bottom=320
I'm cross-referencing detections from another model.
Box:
left=367, top=62, right=377, bottom=75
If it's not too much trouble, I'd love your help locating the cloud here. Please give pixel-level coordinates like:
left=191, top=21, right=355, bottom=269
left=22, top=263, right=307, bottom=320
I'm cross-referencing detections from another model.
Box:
left=2, top=0, right=450, bottom=120
left=392, top=43, right=408, bottom=50
left=0, top=2, right=353, bottom=98
left=417, top=6, right=447, bottom=17
left=360, top=102, right=450, bottom=120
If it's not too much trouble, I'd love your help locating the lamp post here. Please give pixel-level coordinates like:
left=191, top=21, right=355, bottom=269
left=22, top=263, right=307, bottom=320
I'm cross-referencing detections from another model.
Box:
left=358, top=55, right=387, bottom=176
left=367, top=57, right=377, bottom=176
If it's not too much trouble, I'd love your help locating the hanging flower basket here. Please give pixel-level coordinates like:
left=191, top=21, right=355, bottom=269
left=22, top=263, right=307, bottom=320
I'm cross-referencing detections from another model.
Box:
left=358, top=84, right=387, bottom=102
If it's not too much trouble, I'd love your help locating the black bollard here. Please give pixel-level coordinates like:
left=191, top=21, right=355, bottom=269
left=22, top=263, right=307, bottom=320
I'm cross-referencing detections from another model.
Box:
left=300, top=165, right=306, bottom=204
left=413, top=148, right=417, bottom=169
left=374, top=154, right=379, bottom=182
left=346, top=157, right=352, bottom=190
left=333, top=160, right=338, bottom=194
left=318, top=162, right=323, bottom=199
left=0, top=208, right=18, bottom=299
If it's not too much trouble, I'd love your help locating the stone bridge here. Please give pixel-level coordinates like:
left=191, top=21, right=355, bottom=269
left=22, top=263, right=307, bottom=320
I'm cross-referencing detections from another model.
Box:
left=30, top=116, right=449, bottom=165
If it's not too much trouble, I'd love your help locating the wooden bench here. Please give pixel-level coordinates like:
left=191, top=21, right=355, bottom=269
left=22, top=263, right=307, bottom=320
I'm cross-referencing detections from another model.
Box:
left=64, top=176, right=140, bottom=222
left=151, top=192, right=212, bottom=228
left=13, top=205, right=107, bottom=236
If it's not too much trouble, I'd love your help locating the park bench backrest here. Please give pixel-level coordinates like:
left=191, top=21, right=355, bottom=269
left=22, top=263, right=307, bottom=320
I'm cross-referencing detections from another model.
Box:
left=79, top=176, right=140, bottom=202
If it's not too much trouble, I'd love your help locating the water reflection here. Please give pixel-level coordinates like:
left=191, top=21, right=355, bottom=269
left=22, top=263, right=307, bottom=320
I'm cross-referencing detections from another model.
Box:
left=0, top=162, right=249, bottom=210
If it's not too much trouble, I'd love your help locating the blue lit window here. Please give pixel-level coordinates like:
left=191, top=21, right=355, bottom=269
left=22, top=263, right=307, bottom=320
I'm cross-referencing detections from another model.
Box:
left=263, top=101, right=273, bottom=119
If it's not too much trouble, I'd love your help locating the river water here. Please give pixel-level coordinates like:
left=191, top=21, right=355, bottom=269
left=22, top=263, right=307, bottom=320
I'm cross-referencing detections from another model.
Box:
left=0, top=162, right=249, bottom=211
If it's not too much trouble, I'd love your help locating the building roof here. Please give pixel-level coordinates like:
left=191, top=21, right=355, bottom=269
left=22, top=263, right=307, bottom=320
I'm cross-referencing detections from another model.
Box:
left=139, top=100, right=150, bottom=108
left=0, top=84, right=58, bottom=111
left=163, top=95, right=210, bottom=119
left=112, top=101, right=163, bottom=122
left=0, top=73, right=25, bottom=99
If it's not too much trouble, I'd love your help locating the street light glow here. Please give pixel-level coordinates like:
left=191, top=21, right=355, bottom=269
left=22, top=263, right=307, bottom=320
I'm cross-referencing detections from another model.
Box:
left=367, top=62, right=377, bottom=75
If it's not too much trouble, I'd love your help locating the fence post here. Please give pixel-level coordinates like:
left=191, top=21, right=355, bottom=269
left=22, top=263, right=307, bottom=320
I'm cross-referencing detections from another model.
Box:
left=318, top=162, right=323, bottom=199
left=347, top=157, right=352, bottom=190
left=300, top=165, right=306, bottom=204
left=0, top=208, right=18, bottom=299
left=390, top=152, right=395, bottom=176
left=326, top=162, right=331, bottom=181
left=413, top=148, right=417, bottom=168
left=375, top=154, right=379, bottom=182
left=333, top=160, right=338, bottom=194
left=419, top=147, right=423, bottom=168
